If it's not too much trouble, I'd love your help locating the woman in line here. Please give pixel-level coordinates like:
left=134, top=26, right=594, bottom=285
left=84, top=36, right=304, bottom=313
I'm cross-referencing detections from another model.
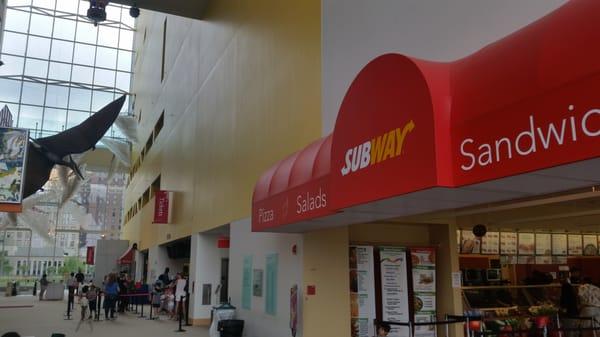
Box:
left=103, top=273, right=119, bottom=320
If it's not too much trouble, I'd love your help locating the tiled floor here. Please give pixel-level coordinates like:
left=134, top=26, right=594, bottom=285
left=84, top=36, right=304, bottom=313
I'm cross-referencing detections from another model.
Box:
left=0, top=294, right=210, bottom=337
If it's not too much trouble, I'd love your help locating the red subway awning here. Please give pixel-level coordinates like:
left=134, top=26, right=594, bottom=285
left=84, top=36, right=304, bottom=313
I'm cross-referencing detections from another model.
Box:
left=252, top=136, right=333, bottom=231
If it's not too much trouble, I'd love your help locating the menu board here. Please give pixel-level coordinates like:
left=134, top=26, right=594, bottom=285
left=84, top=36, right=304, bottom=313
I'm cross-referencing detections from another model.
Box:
left=553, top=256, right=568, bottom=264
left=535, top=233, right=552, bottom=255
left=411, top=248, right=436, bottom=337
left=481, top=232, right=500, bottom=254
left=500, top=232, right=517, bottom=255
left=582, top=235, right=599, bottom=256
left=461, top=230, right=481, bottom=254
left=380, top=247, right=410, bottom=337
left=518, top=256, right=535, bottom=264
left=518, top=233, right=535, bottom=255
left=535, top=256, right=553, bottom=264
left=349, top=246, right=376, bottom=337
left=568, top=235, right=583, bottom=255
left=552, top=234, right=567, bottom=255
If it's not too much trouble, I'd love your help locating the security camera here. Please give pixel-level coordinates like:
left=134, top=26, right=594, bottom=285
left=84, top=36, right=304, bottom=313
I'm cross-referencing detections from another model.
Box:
left=129, top=6, right=140, bottom=18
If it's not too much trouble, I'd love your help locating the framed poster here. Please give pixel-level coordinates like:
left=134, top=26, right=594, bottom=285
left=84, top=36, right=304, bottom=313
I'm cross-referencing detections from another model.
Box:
left=242, top=255, right=253, bottom=309
left=481, top=232, right=500, bottom=255
left=0, top=127, right=29, bottom=203
left=253, top=269, right=263, bottom=297
left=582, top=235, right=598, bottom=256
left=349, top=246, right=376, bottom=337
left=461, top=230, right=481, bottom=254
left=568, top=234, right=582, bottom=256
left=518, top=233, right=535, bottom=255
left=456, top=230, right=461, bottom=253
left=535, top=233, right=552, bottom=255
left=500, top=232, right=517, bottom=255
left=380, top=247, right=410, bottom=337
left=552, top=234, right=567, bottom=255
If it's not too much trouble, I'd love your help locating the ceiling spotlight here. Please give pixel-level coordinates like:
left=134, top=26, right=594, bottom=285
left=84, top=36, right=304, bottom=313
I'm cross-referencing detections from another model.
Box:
left=129, top=6, right=140, bottom=18
left=87, top=0, right=109, bottom=26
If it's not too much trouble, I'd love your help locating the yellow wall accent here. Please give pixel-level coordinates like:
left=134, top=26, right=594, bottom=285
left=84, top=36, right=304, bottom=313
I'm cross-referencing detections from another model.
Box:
left=303, top=226, right=351, bottom=337
left=123, top=0, right=321, bottom=247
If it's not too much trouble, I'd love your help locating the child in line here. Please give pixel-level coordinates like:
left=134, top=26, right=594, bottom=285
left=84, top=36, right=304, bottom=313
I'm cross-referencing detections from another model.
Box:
left=87, top=284, right=98, bottom=319
left=152, top=281, right=163, bottom=319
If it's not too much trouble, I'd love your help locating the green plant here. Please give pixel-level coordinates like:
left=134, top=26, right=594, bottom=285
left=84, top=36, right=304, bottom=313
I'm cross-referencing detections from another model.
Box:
left=58, top=257, right=85, bottom=275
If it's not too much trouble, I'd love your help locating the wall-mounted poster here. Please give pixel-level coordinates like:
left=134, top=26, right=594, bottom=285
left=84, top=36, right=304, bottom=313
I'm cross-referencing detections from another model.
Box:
left=481, top=232, right=500, bottom=254
left=265, top=253, right=278, bottom=315
left=535, top=233, right=552, bottom=255
left=0, top=127, right=29, bottom=203
left=242, top=255, right=253, bottom=309
left=411, top=247, right=437, bottom=337
left=500, top=232, right=517, bottom=255
left=349, top=246, right=376, bottom=337
left=552, top=234, right=567, bottom=255
left=518, top=233, right=535, bottom=255
left=582, top=235, right=598, bottom=256
left=568, top=235, right=583, bottom=255
left=253, top=269, right=263, bottom=297
left=380, top=247, right=410, bottom=337
left=461, top=230, right=481, bottom=254
left=456, top=230, right=461, bottom=253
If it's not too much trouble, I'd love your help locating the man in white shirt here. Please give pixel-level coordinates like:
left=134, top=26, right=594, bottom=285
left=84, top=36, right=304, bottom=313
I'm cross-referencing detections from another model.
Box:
left=174, top=273, right=187, bottom=320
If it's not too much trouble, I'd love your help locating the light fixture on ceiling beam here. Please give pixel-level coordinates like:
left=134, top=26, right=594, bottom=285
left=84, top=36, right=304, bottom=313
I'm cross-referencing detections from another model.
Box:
left=129, top=3, right=140, bottom=18
left=87, top=0, right=109, bottom=26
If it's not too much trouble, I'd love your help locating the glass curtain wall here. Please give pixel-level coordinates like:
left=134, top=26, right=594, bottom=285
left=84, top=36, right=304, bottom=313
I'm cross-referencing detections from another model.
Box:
left=0, top=0, right=134, bottom=138
left=0, top=0, right=132, bottom=286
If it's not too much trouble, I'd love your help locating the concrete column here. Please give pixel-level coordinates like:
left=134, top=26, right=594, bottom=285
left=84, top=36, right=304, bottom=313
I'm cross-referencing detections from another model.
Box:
left=189, top=233, right=229, bottom=326
left=429, top=221, right=463, bottom=337
left=134, top=250, right=145, bottom=282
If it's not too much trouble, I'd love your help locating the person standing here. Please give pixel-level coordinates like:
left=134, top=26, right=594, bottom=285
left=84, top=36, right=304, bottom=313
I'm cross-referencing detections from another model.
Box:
left=38, top=274, right=49, bottom=300
left=67, top=272, right=78, bottom=310
left=159, top=267, right=171, bottom=288
left=86, top=284, right=98, bottom=320
left=174, top=273, right=187, bottom=321
left=103, top=273, right=119, bottom=320
left=75, top=269, right=85, bottom=294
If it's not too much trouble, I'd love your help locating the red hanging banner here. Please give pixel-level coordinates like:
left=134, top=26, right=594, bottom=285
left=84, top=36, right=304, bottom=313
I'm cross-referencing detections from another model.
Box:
left=86, top=246, right=95, bottom=265
left=153, top=190, right=170, bottom=223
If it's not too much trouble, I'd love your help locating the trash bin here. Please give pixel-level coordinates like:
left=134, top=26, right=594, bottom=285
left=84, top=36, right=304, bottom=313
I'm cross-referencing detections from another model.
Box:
left=218, top=319, right=244, bottom=337
left=209, top=302, right=237, bottom=337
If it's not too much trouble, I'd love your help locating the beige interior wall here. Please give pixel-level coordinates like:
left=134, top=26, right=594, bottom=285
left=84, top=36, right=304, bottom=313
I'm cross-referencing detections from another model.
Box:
left=122, top=0, right=322, bottom=248
left=303, top=226, right=351, bottom=337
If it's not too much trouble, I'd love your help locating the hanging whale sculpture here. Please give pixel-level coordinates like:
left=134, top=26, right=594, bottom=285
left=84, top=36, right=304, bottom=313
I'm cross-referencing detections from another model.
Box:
left=22, top=95, right=127, bottom=199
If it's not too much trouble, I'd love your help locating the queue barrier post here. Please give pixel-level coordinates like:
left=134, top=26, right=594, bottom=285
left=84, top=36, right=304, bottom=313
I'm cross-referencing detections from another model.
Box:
left=147, top=292, right=156, bottom=320
left=95, top=292, right=101, bottom=321
left=138, top=293, right=146, bottom=318
left=185, top=292, right=191, bottom=326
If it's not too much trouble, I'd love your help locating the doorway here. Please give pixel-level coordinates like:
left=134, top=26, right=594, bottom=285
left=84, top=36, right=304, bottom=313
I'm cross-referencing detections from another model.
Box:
left=220, top=258, right=229, bottom=303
